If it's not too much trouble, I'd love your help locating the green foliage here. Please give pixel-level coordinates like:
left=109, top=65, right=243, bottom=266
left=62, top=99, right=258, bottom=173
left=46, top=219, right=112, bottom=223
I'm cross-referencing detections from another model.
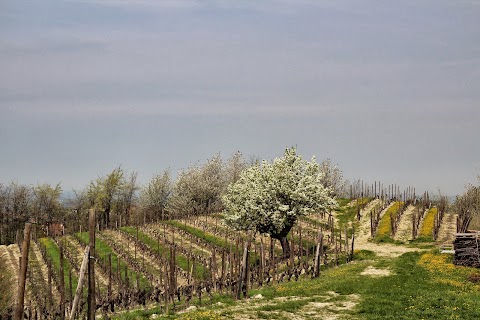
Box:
left=33, top=183, right=63, bottom=223
left=353, top=249, right=377, bottom=261
left=85, top=166, right=138, bottom=228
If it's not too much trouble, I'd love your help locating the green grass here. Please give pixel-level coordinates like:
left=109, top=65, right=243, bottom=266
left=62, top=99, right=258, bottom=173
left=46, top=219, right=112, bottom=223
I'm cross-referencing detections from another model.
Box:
left=75, top=232, right=151, bottom=290
left=114, top=248, right=480, bottom=319
left=164, top=220, right=233, bottom=252
left=121, top=226, right=207, bottom=280
left=335, top=197, right=372, bottom=228
left=39, top=237, right=79, bottom=291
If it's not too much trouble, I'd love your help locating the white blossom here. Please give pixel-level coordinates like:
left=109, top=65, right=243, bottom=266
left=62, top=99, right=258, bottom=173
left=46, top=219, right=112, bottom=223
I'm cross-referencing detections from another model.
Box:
left=223, top=147, right=337, bottom=238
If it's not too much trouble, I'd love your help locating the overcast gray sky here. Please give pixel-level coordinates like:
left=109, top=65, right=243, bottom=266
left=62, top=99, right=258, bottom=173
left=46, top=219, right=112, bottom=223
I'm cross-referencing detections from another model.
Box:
left=1, top=0, right=479, bottom=196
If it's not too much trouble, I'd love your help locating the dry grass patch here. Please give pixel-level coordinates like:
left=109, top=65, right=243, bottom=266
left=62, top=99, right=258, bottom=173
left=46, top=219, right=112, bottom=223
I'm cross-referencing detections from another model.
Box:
left=360, top=266, right=391, bottom=277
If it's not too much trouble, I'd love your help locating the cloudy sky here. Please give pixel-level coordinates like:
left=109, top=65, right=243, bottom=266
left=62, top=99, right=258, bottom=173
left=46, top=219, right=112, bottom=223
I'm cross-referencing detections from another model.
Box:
left=1, top=0, right=479, bottom=196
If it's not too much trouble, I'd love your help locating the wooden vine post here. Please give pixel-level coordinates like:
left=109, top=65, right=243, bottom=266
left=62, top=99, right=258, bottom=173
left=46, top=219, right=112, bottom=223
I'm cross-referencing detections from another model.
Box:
left=236, top=236, right=250, bottom=300
left=69, top=246, right=90, bottom=320
left=313, top=229, right=323, bottom=278
left=108, top=253, right=112, bottom=306
left=14, top=222, right=32, bottom=320
left=59, top=241, right=66, bottom=320
left=88, top=209, right=96, bottom=320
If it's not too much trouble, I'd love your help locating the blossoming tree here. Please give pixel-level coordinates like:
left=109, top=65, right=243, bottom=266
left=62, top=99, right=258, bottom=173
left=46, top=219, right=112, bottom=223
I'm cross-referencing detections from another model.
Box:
left=223, top=147, right=337, bottom=258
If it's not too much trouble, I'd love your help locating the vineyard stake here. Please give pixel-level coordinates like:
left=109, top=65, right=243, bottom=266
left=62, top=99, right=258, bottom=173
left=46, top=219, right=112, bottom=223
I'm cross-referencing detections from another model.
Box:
left=69, top=246, right=89, bottom=320
left=108, top=253, right=112, bottom=305
left=60, top=241, right=66, bottom=320
left=87, top=209, right=96, bottom=320
left=69, top=269, right=73, bottom=311
left=48, top=259, right=52, bottom=313
left=313, top=229, right=323, bottom=278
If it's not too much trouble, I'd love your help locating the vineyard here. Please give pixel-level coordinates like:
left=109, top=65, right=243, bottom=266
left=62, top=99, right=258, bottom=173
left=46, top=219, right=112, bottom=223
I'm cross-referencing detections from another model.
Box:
left=0, top=190, right=464, bottom=319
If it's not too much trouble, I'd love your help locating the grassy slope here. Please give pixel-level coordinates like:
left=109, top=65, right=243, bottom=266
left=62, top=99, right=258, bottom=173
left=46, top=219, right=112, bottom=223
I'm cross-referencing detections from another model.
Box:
left=335, top=198, right=372, bottom=235
left=115, top=250, right=480, bottom=320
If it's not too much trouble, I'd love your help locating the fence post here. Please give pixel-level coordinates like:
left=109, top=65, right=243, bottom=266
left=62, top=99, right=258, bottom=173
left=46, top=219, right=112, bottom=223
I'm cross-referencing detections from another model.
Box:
left=69, top=246, right=90, bottom=320
left=88, top=209, right=96, bottom=320
left=60, top=241, right=66, bottom=320
left=14, top=223, right=32, bottom=320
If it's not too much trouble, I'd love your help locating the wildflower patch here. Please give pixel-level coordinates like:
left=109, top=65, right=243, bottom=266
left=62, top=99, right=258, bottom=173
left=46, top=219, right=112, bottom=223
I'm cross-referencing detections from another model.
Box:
left=418, top=207, right=437, bottom=239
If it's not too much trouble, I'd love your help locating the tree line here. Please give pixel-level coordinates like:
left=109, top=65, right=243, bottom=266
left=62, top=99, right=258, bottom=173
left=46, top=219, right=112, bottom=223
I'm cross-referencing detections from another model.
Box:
left=0, top=149, right=356, bottom=245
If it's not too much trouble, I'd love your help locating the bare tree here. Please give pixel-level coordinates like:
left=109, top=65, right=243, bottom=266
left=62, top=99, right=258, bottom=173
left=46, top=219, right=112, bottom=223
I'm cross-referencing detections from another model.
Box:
left=1, top=183, right=32, bottom=244
left=318, top=159, right=346, bottom=197
left=168, top=153, right=224, bottom=217
left=455, top=184, right=480, bottom=233
left=118, top=171, right=139, bottom=226
left=224, top=151, right=247, bottom=187
left=140, top=169, right=172, bottom=222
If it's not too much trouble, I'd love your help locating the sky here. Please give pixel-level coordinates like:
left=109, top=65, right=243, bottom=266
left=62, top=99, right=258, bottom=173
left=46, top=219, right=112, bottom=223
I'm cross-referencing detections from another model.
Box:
left=1, top=0, right=479, bottom=196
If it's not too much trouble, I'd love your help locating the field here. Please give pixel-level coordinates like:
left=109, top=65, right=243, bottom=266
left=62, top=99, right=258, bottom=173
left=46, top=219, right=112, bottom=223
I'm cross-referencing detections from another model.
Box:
left=1, top=197, right=476, bottom=319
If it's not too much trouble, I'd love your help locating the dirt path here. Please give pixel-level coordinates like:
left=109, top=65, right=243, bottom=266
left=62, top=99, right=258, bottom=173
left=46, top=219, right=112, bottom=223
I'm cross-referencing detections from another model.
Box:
left=436, top=212, right=458, bottom=245
left=393, top=205, right=416, bottom=242
left=2, top=244, right=40, bottom=306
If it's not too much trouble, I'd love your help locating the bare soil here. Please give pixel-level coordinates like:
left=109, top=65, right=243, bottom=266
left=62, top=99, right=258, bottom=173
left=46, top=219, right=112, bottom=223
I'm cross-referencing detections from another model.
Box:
left=393, top=205, right=416, bottom=242
left=354, top=202, right=422, bottom=258
left=0, top=245, right=17, bottom=309
left=360, top=266, right=391, bottom=277
left=30, top=242, right=60, bottom=303
left=355, top=199, right=383, bottom=243
left=436, top=212, right=458, bottom=245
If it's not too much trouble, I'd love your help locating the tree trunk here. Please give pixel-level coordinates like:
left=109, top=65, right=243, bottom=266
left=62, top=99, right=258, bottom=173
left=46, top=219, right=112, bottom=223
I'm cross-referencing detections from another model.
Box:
left=271, top=223, right=294, bottom=259
left=277, top=236, right=291, bottom=259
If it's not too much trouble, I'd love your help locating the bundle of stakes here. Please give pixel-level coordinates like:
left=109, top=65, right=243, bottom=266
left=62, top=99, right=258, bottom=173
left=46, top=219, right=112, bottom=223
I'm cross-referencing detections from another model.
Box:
left=453, top=232, right=480, bottom=268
